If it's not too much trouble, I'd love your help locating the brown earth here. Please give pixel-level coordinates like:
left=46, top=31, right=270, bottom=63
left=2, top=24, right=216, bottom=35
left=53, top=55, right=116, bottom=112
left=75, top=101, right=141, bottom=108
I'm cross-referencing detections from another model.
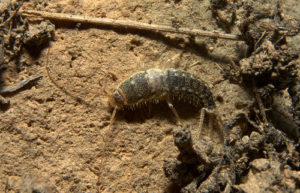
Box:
left=0, top=0, right=299, bottom=192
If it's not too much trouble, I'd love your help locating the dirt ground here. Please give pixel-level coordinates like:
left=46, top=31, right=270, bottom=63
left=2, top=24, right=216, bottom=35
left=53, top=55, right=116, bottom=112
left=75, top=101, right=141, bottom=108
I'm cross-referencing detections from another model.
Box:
left=0, top=0, right=299, bottom=192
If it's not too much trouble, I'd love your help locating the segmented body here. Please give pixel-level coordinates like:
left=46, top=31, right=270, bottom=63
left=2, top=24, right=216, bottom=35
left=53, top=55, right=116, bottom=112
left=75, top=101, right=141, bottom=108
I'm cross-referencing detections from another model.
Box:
left=110, top=68, right=215, bottom=110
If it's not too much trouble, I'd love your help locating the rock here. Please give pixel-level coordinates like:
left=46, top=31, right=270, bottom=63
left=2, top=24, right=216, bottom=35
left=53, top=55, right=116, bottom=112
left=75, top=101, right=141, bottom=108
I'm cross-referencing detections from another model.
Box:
left=23, top=20, right=55, bottom=47
left=250, top=158, right=270, bottom=172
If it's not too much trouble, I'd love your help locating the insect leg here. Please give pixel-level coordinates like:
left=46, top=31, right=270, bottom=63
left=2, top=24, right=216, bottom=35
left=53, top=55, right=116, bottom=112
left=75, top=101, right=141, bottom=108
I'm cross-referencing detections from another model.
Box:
left=147, top=103, right=152, bottom=118
left=199, top=108, right=206, bottom=136
left=214, top=109, right=226, bottom=143
left=166, top=99, right=183, bottom=126
left=208, top=113, right=214, bottom=140
left=199, top=108, right=216, bottom=136
left=199, top=108, right=227, bottom=143
left=109, top=107, right=118, bottom=127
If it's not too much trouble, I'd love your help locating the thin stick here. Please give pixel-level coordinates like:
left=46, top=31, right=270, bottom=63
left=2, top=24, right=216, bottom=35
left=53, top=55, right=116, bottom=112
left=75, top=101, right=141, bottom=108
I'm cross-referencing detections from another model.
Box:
left=20, top=10, right=243, bottom=41
left=0, top=75, right=43, bottom=94
left=252, top=82, right=268, bottom=125
left=254, top=90, right=268, bottom=124
left=0, top=10, right=17, bottom=28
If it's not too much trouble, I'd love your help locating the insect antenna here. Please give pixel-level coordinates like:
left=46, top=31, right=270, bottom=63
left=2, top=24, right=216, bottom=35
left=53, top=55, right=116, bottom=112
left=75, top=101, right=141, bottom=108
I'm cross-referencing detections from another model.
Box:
left=45, top=47, right=93, bottom=108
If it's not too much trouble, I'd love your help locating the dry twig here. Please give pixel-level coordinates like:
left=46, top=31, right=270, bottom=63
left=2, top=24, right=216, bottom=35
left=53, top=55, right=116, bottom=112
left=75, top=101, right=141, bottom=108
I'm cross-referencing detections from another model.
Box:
left=253, top=86, right=268, bottom=125
left=20, top=10, right=243, bottom=41
left=0, top=75, right=43, bottom=95
left=0, top=10, right=17, bottom=28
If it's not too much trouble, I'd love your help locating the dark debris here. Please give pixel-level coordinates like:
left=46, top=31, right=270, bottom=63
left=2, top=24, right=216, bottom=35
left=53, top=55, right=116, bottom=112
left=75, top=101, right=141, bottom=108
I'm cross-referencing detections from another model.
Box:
left=165, top=122, right=299, bottom=192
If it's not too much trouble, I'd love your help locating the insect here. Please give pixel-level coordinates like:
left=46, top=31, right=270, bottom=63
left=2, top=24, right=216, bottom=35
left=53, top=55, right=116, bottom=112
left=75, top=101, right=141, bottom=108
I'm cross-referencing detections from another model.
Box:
left=109, top=68, right=217, bottom=130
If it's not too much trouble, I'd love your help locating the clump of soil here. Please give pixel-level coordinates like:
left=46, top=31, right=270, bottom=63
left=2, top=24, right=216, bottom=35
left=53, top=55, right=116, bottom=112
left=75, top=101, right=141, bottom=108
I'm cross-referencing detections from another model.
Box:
left=0, top=1, right=26, bottom=65
left=162, top=0, right=300, bottom=192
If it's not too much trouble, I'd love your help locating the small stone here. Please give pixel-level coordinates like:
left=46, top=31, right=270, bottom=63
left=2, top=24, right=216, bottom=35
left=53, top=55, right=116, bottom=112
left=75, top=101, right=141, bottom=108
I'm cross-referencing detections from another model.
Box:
left=24, top=20, right=55, bottom=47
left=249, top=131, right=264, bottom=151
left=250, top=158, right=270, bottom=172
left=241, top=135, right=249, bottom=145
left=173, top=126, right=193, bottom=154
left=0, top=95, right=10, bottom=107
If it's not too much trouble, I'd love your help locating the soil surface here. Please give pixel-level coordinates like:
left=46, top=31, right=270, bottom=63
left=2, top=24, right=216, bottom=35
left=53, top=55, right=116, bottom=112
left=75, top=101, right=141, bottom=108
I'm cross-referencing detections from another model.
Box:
left=0, top=0, right=299, bottom=192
